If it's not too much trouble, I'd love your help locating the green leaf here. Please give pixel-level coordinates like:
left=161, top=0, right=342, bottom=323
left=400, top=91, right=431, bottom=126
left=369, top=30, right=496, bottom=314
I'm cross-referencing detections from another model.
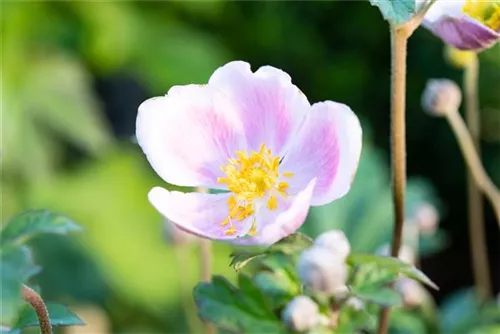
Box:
left=390, top=308, right=429, bottom=334
left=352, top=285, right=402, bottom=307
left=229, top=233, right=312, bottom=272
left=253, top=270, right=299, bottom=308
left=1, top=210, right=82, bottom=246
left=268, top=232, right=313, bottom=254
left=12, top=303, right=84, bottom=330
left=230, top=249, right=266, bottom=272
left=369, top=0, right=417, bottom=25
left=347, top=253, right=438, bottom=290
left=0, top=246, right=40, bottom=324
left=193, top=275, right=285, bottom=333
left=336, top=306, right=376, bottom=333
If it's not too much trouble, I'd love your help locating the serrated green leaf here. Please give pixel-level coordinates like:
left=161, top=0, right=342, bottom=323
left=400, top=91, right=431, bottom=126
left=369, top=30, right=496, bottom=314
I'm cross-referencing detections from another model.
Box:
left=347, top=253, right=438, bottom=290
left=12, top=303, right=84, bottom=330
left=193, top=275, right=285, bottom=333
left=229, top=233, right=312, bottom=272
left=1, top=210, right=82, bottom=246
left=230, top=249, right=266, bottom=272
left=369, top=0, right=416, bottom=25
left=352, top=285, right=402, bottom=307
left=336, top=306, right=376, bottom=333
left=390, top=308, right=429, bottom=334
left=269, top=232, right=313, bottom=254
left=0, top=246, right=40, bottom=324
left=253, top=270, right=299, bottom=308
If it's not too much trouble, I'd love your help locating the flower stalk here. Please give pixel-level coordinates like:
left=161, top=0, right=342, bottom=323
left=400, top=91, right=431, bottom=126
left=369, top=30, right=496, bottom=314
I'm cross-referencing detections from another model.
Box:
left=377, top=25, right=409, bottom=334
left=463, top=54, right=492, bottom=302
left=22, top=284, right=52, bottom=334
left=196, top=187, right=215, bottom=334
left=445, top=108, right=500, bottom=224
left=174, top=246, right=202, bottom=334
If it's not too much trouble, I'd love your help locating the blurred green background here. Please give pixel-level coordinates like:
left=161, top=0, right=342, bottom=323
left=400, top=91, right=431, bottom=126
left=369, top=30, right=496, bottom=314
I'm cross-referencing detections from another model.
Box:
left=1, top=1, right=499, bottom=333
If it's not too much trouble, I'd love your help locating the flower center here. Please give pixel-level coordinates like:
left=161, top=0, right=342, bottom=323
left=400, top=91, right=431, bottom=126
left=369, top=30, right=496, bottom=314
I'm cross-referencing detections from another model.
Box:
left=217, top=144, right=293, bottom=236
left=462, top=0, right=500, bottom=31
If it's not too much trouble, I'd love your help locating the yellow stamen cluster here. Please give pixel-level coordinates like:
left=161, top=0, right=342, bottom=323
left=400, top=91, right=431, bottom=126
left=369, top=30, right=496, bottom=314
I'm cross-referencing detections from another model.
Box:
left=463, top=0, right=500, bottom=31
left=217, top=144, right=294, bottom=236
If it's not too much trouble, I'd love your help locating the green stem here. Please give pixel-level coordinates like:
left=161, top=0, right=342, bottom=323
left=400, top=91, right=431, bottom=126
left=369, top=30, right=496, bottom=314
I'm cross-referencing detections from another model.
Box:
left=463, top=55, right=492, bottom=302
left=377, top=26, right=408, bottom=334
left=174, top=246, right=202, bottom=334
left=196, top=187, right=215, bottom=334
left=446, top=110, right=500, bottom=226
left=22, top=285, right=52, bottom=334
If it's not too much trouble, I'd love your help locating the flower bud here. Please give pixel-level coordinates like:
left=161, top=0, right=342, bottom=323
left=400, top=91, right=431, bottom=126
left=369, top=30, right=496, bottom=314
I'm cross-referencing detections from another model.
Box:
left=281, top=296, right=320, bottom=332
left=377, top=244, right=415, bottom=265
left=163, top=219, right=197, bottom=246
left=395, top=278, right=427, bottom=308
left=413, top=203, right=439, bottom=235
left=332, top=285, right=349, bottom=302
left=297, top=247, right=348, bottom=295
left=421, top=79, right=462, bottom=116
left=313, top=230, right=351, bottom=260
left=345, top=296, right=365, bottom=311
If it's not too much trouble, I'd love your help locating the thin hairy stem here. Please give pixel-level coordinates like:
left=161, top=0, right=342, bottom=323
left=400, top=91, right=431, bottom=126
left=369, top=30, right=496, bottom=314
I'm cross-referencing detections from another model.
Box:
left=196, top=187, right=215, bottom=334
left=446, top=110, right=500, bottom=225
left=174, top=246, right=202, bottom=334
left=463, top=56, right=492, bottom=301
left=22, top=285, right=52, bottom=334
left=377, top=27, right=408, bottom=334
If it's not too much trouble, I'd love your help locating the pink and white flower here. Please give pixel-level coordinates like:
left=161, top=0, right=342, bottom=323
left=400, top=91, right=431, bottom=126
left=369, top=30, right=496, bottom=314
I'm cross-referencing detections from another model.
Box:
left=423, top=0, right=500, bottom=51
left=136, top=61, right=362, bottom=245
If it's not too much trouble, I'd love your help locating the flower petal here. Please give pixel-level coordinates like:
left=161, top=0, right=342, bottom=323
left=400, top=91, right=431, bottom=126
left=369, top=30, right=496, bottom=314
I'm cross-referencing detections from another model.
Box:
left=208, top=61, right=310, bottom=156
left=136, top=85, right=245, bottom=188
left=424, top=15, right=500, bottom=51
left=148, top=187, right=247, bottom=240
left=233, top=179, right=317, bottom=246
left=424, top=0, right=465, bottom=24
left=280, top=101, right=362, bottom=206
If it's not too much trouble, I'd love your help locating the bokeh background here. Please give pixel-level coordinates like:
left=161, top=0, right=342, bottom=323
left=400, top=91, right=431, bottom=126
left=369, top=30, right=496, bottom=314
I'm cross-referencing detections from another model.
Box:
left=1, top=1, right=499, bottom=333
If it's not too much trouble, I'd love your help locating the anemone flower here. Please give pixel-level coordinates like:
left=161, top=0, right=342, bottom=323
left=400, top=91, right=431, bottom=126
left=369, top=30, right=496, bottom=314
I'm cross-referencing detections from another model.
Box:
left=423, top=0, right=500, bottom=51
left=136, top=61, right=362, bottom=245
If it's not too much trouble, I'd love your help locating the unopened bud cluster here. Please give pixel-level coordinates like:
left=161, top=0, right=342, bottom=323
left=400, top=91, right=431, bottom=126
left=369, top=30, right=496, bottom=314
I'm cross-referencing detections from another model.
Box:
left=421, top=79, right=462, bottom=116
left=281, top=296, right=320, bottom=332
left=281, top=230, right=352, bottom=332
left=297, top=230, right=351, bottom=295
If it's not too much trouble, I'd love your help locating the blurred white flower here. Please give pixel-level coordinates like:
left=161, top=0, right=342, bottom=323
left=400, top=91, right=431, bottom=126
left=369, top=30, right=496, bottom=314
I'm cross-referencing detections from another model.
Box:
left=297, top=247, right=348, bottom=295
left=281, top=295, right=320, bottom=332
left=413, top=203, right=440, bottom=235
left=395, top=278, right=427, bottom=308
left=313, top=230, right=351, bottom=260
left=345, top=296, right=365, bottom=311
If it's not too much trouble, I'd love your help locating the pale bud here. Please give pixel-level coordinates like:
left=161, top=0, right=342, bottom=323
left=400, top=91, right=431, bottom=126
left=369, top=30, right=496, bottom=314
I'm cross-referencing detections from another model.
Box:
left=163, top=219, right=197, bottom=246
left=297, top=247, right=348, bottom=295
left=395, top=278, right=427, bottom=308
left=345, top=296, right=365, bottom=311
left=281, top=295, right=320, bottom=332
left=313, top=230, right=351, bottom=260
left=413, top=203, right=439, bottom=235
left=377, top=244, right=415, bottom=265
left=332, top=285, right=350, bottom=302
left=421, top=79, right=462, bottom=116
